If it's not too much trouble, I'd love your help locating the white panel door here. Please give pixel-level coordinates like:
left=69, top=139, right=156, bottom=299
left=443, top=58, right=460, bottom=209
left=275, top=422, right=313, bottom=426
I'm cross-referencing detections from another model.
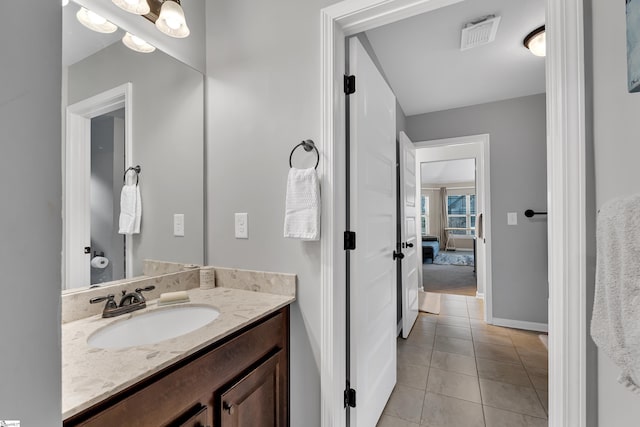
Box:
left=349, top=36, right=397, bottom=427
left=399, top=131, right=419, bottom=338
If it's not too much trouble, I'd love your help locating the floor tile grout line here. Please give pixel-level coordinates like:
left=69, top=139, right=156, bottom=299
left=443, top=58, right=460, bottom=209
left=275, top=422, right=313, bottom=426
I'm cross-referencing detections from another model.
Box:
left=466, top=300, right=488, bottom=427
left=513, top=343, right=549, bottom=417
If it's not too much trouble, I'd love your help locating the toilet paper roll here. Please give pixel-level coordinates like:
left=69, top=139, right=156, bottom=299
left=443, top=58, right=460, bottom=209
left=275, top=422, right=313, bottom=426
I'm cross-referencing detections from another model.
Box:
left=199, top=266, right=216, bottom=290
left=90, top=256, right=109, bottom=269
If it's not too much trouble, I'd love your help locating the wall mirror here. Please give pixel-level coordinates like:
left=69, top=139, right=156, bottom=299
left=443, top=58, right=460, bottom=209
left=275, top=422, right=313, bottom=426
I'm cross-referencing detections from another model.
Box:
left=62, top=0, right=205, bottom=291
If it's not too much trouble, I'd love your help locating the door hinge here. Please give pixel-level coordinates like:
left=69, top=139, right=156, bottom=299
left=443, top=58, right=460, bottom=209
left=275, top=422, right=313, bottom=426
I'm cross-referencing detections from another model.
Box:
left=344, top=75, right=356, bottom=95
left=344, top=231, right=356, bottom=250
left=344, top=388, right=356, bottom=408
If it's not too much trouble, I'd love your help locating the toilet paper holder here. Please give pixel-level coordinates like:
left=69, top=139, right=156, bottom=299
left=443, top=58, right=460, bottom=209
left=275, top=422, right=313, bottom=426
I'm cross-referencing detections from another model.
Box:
left=93, top=250, right=105, bottom=257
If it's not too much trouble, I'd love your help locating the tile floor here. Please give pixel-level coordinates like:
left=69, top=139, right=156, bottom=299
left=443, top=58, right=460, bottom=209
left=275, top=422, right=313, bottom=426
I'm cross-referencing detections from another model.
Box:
left=378, top=294, right=548, bottom=427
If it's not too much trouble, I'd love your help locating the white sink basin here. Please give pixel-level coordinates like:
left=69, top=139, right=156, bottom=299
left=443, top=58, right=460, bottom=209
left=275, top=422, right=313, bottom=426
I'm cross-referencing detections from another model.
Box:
left=87, top=305, right=220, bottom=349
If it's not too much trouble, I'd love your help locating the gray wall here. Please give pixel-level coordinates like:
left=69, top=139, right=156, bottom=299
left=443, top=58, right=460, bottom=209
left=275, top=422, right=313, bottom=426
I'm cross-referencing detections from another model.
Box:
left=68, top=42, right=204, bottom=278
left=407, top=94, right=548, bottom=325
left=205, top=0, right=340, bottom=425
left=0, top=1, right=61, bottom=424
left=591, top=0, right=640, bottom=423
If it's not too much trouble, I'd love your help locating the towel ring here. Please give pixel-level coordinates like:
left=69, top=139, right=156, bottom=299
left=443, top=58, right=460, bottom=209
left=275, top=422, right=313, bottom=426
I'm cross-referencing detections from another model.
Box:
left=289, top=140, right=319, bottom=170
left=123, top=165, right=141, bottom=185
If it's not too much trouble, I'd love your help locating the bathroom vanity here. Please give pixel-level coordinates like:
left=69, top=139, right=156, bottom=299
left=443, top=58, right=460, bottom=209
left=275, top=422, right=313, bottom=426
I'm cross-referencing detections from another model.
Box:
left=62, top=266, right=295, bottom=427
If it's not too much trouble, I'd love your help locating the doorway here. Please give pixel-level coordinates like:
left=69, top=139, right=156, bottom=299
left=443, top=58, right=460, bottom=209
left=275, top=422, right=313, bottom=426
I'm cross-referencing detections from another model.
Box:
left=319, top=0, right=587, bottom=427
left=64, top=83, right=133, bottom=289
left=420, top=158, right=478, bottom=297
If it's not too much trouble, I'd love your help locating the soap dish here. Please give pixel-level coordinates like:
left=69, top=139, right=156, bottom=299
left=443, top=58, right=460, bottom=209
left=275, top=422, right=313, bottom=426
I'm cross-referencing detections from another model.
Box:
left=157, top=291, right=190, bottom=306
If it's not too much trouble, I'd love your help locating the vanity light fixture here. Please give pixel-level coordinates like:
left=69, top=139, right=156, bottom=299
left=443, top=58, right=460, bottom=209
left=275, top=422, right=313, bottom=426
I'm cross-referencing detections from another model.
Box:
left=523, top=25, right=546, bottom=57
left=156, top=0, right=190, bottom=38
left=76, top=7, right=118, bottom=34
left=112, top=0, right=150, bottom=15
left=122, top=32, right=156, bottom=53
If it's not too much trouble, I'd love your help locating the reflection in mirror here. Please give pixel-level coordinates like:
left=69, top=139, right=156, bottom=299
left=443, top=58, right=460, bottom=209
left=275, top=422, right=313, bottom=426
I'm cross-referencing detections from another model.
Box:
left=62, top=0, right=204, bottom=291
left=91, top=108, right=126, bottom=284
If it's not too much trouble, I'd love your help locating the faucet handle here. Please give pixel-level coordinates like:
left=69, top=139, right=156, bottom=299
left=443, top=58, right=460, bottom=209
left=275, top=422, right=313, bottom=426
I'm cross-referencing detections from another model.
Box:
left=135, top=285, right=156, bottom=293
left=90, top=294, right=118, bottom=312
left=90, top=294, right=115, bottom=304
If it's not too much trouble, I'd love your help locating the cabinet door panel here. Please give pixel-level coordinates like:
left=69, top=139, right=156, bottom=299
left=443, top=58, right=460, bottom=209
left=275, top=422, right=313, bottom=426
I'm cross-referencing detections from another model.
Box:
left=219, top=351, right=286, bottom=427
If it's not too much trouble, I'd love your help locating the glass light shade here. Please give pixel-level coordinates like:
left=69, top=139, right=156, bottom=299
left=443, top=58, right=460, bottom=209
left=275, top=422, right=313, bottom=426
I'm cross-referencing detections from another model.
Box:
left=76, top=7, right=118, bottom=34
left=112, top=0, right=150, bottom=15
left=156, top=1, right=190, bottom=38
left=524, top=26, right=546, bottom=57
left=122, top=32, right=156, bottom=53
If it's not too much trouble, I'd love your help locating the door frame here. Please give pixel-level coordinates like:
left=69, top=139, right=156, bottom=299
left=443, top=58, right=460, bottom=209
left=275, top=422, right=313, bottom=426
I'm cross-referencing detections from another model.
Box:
left=414, top=135, right=491, bottom=317
left=63, top=82, right=133, bottom=289
left=319, top=0, right=587, bottom=427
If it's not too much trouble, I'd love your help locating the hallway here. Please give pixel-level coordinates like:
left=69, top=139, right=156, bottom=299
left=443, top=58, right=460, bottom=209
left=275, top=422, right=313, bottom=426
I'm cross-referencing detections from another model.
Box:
left=378, top=294, right=548, bottom=427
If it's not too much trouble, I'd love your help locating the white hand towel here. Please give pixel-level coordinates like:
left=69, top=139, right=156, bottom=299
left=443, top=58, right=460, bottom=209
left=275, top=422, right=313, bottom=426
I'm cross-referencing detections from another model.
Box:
left=133, top=185, right=142, bottom=234
left=118, top=184, right=139, bottom=235
left=284, top=168, right=320, bottom=240
left=591, top=193, right=640, bottom=394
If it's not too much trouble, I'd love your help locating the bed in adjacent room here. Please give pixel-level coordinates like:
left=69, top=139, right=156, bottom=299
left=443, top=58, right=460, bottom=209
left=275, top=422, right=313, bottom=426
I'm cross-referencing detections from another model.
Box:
left=422, top=236, right=440, bottom=263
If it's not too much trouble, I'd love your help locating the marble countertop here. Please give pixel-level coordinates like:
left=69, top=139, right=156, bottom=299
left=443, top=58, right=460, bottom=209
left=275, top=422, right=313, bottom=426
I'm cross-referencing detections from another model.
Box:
left=62, top=287, right=295, bottom=420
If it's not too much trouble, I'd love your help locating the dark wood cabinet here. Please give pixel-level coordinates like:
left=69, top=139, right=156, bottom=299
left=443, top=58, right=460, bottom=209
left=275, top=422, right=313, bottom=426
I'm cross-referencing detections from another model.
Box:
left=64, top=307, right=289, bottom=427
left=169, top=404, right=208, bottom=427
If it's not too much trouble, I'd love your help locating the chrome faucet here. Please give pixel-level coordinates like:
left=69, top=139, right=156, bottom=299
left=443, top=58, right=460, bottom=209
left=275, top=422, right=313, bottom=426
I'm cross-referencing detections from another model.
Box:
left=90, top=285, right=156, bottom=318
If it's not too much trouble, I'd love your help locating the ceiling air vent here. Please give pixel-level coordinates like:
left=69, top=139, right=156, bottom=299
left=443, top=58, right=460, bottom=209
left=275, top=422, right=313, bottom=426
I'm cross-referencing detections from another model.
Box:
left=460, top=15, right=501, bottom=51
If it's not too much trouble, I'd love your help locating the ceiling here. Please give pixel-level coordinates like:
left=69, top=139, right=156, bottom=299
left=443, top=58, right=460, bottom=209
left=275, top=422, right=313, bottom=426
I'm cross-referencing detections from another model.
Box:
left=63, top=2, right=122, bottom=67
left=365, top=0, right=546, bottom=116
left=421, top=159, right=475, bottom=185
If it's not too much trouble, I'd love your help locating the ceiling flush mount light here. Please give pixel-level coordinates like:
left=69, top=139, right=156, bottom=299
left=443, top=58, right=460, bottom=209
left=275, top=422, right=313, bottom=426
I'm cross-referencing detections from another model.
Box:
left=112, top=0, right=150, bottom=15
left=524, top=25, right=546, bottom=57
left=156, top=0, right=190, bottom=38
left=76, top=7, right=118, bottom=34
left=122, top=32, right=156, bottom=53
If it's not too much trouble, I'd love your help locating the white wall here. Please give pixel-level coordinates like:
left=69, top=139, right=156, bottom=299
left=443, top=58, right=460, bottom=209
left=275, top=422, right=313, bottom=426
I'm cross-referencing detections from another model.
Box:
left=0, top=1, right=61, bottom=424
left=67, top=42, right=205, bottom=277
left=591, top=0, right=640, bottom=424
left=407, top=94, right=548, bottom=325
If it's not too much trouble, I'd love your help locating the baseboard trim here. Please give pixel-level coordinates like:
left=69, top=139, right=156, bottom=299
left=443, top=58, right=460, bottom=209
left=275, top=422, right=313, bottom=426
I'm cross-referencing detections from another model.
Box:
left=475, top=292, right=485, bottom=299
left=491, top=317, right=548, bottom=332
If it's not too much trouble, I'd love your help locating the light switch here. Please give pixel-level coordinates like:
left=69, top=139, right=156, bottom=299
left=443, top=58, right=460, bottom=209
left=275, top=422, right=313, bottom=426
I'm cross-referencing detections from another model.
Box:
left=235, top=213, right=248, bottom=239
left=507, top=212, right=518, bottom=226
left=174, top=214, right=185, bottom=236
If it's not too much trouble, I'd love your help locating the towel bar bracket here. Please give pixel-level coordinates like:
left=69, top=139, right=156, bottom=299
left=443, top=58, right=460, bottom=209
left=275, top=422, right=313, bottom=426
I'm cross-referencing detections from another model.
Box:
left=289, top=140, right=319, bottom=170
left=123, top=165, right=142, bottom=185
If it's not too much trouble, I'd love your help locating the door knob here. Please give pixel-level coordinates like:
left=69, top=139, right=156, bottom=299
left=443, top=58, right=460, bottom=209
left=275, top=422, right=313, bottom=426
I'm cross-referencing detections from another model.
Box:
left=223, top=401, right=235, bottom=415
left=393, top=250, right=404, bottom=260
left=406, top=242, right=414, bottom=248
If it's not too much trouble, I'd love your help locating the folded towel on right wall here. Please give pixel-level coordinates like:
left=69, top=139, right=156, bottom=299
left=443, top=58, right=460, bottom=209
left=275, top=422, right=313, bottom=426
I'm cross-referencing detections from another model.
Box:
left=591, top=193, right=640, bottom=394
left=283, top=167, right=320, bottom=241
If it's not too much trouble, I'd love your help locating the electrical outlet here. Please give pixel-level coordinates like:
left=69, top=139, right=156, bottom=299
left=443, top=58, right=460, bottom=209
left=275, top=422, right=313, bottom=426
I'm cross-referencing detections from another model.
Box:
left=235, top=213, right=248, bottom=239
left=174, top=214, right=185, bottom=236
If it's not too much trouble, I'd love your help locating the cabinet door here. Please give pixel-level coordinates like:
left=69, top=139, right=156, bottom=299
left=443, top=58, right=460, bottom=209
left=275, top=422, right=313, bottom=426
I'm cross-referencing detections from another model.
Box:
left=219, top=351, right=286, bottom=427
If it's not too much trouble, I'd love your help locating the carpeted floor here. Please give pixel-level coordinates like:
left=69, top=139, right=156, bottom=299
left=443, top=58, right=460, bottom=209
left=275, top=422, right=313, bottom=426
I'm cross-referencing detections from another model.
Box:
left=422, top=263, right=476, bottom=296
